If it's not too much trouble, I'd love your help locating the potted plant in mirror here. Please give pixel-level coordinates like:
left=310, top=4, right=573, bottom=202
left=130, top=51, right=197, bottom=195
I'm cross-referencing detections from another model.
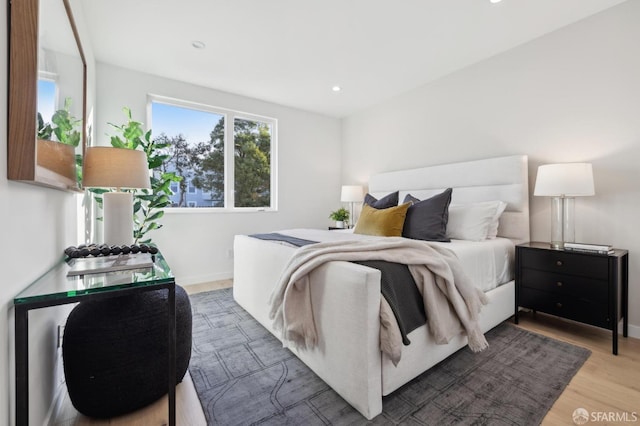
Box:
left=36, top=97, right=81, bottom=183
left=329, top=207, right=350, bottom=229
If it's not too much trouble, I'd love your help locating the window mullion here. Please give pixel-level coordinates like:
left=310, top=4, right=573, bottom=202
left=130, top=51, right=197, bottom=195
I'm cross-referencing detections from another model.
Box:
left=270, top=121, right=277, bottom=210
left=225, top=114, right=235, bottom=209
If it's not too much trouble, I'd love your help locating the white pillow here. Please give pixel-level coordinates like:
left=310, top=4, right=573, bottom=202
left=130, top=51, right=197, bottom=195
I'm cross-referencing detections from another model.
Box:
left=446, top=201, right=507, bottom=241
left=486, top=201, right=507, bottom=239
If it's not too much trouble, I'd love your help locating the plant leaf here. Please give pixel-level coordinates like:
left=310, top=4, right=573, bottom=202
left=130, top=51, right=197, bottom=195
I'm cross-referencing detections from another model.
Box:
left=147, top=210, right=164, bottom=222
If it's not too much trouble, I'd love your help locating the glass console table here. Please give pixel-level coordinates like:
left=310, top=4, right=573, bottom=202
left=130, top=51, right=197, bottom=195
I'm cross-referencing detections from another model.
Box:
left=13, top=253, right=176, bottom=426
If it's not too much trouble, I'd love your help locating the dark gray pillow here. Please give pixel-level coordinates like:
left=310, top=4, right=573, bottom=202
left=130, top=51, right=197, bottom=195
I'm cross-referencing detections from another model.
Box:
left=364, top=191, right=399, bottom=209
left=402, top=189, right=452, bottom=242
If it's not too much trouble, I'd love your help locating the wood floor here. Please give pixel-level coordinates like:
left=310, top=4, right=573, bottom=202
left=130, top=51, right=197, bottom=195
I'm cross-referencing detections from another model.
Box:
left=53, top=279, right=640, bottom=425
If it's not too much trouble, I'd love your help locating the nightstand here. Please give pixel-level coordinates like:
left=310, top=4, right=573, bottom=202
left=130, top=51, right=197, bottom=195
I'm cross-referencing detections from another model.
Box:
left=514, top=242, right=629, bottom=355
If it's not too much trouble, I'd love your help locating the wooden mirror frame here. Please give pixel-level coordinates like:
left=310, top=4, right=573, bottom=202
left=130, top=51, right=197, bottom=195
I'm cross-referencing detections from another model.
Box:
left=8, top=0, right=87, bottom=191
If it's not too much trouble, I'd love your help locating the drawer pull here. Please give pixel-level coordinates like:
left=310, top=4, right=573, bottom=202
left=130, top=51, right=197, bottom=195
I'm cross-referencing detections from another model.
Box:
left=556, top=260, right=563, bottom=267
left=556, top=281, right=563, bottom=287
left=556, top=302, right=563, bottom=308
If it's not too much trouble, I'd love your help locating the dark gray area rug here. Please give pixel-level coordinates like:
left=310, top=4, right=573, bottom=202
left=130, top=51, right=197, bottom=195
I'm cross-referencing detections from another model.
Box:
left=188, top=288, right=590, bottom=425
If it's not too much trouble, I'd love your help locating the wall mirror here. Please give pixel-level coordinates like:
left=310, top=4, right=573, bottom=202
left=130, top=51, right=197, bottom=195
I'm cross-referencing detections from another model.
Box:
left=8, top=0, right=87, bottom=191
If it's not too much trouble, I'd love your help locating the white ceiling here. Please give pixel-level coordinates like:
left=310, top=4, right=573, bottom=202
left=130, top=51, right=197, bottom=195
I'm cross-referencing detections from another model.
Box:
left=80, top=0, right=627, bottom=118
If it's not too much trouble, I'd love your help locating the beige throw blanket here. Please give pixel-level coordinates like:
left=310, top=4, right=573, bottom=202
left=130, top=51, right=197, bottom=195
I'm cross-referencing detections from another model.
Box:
left=268, top=237, right=489, bottom=364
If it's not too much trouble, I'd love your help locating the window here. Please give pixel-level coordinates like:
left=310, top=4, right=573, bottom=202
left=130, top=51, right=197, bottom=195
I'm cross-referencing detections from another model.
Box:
left=37, top=77, right=57, bottom=125
left=234, top=118, right=273, bottom=208
left=149, top=96, right=276, bottom=210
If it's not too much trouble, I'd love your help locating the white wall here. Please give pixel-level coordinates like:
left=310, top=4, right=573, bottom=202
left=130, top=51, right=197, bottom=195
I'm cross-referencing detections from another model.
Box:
left=1, top=17, right=77, bottom=426
left=95, top=63, right=342, bottom=284
left=0, top=1, right=96, bottom=424
left=342, top=1, right=640, bottom=334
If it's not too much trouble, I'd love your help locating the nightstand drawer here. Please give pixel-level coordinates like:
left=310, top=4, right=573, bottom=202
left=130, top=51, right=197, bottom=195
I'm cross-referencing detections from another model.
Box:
left=520, top=249, right=608, bottom=279
left=520, top=287, right=610, bottom=328
left=520, top=268, right=608, bottom=302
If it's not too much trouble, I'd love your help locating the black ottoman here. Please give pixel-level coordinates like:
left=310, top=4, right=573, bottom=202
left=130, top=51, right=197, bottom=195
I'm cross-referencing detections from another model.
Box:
left=62, top=285, right=192, bottom=418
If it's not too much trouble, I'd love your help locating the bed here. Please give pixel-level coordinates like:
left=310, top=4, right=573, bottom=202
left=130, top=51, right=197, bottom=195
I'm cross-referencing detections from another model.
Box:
left=233, top=154, right=530, bottom=419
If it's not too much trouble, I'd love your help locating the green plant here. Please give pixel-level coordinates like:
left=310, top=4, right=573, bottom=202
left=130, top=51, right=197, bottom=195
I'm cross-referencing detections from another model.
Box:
left=91, top=107, right=182, bottom=244
left=37, top=112, right=53, bottom=140
left=37, top=98, right=81, bottom=146
left=329, top=207, right=349, bottom=222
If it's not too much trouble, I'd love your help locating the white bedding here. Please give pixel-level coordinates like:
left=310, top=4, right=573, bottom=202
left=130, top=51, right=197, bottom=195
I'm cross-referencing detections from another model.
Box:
left=235, top=155, right=529, bottom=419
left=275, top=228, right=514, bottom=292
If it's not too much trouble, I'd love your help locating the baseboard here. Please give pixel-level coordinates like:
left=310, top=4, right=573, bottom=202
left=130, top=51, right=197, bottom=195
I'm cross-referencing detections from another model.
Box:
left=176, top=270, right=233, bottom=286
left=620, top=321, right=640, bottom=340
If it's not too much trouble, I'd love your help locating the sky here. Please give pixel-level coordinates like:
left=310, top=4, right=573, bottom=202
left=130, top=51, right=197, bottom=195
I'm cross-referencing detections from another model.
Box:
left=37, top=79, right=56, bottom=122
left=150, top=101, right=223, bottom=145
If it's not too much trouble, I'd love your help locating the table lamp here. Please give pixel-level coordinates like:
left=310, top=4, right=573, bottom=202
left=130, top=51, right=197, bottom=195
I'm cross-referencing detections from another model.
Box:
left=83, top=147, right=151, bottom=245
left=533, top=163, right=594, bottom=249
left=340, top=185, right=364, bottom=228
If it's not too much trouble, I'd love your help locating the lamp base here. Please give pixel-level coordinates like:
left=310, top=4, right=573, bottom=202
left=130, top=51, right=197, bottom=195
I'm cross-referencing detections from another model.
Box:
left=347, top=201, right=360, bottom=228
left=549, top=241, right=564, bottom=250
left=103, top=192, right=134, bottom=245
left=549, top=196, right=575, bottom=250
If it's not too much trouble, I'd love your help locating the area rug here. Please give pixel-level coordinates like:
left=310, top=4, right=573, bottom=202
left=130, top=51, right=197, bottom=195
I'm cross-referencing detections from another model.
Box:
left=188, top=288, right=590, bottom=425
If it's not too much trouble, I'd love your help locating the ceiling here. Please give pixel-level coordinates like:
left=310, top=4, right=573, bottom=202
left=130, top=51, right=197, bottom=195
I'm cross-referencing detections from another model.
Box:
left=80, top=0, right=627, bottom=118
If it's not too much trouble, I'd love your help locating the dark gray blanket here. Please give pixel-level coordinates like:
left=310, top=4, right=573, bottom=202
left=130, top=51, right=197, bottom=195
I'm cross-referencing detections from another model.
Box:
left=249, top=233, right=426, bottom=345
left=249, top=232, right=317, bottom=247
left=353, top=260, right=425, bottom=344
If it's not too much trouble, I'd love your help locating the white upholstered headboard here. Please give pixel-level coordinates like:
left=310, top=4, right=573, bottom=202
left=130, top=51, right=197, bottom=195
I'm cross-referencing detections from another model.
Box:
left=368, top=155, right=530, bottom=244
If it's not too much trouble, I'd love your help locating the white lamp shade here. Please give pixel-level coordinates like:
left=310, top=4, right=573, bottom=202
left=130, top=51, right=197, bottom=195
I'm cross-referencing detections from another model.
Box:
left=340, top=185, right=363, bottom=202
left=533, top=163, right=595, bottom=197
left=83, top=147, right=151, bottom=189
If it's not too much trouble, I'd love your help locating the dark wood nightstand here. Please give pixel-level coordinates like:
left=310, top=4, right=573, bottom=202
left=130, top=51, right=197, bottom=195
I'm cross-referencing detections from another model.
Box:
left=514, top=242, right=629, bottom=355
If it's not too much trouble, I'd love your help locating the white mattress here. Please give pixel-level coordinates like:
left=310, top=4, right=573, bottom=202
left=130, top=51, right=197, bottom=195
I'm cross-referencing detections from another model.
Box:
left=276, top=229, right=514, bottom=292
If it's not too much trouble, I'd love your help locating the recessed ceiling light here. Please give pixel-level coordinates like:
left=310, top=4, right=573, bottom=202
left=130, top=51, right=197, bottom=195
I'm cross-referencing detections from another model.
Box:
left=192, top=40, right=206, bottom=49
left=490, top=0, right=502, bottom=3
left=332, top=86, right=341, bottom=92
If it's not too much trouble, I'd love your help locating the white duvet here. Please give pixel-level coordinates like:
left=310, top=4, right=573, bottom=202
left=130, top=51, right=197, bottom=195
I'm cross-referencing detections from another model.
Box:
left=274, top=228, right=514, bottom=291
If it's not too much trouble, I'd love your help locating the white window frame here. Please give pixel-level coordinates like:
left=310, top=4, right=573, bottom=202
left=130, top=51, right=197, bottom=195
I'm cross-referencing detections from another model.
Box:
left=147, top=94, right=278, bottom=213
left=187, top=201, right=197, bottom=207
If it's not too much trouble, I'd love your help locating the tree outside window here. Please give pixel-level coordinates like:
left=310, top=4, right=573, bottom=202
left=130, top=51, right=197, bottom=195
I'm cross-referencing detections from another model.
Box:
left=150, top=98, right=276, bottom=209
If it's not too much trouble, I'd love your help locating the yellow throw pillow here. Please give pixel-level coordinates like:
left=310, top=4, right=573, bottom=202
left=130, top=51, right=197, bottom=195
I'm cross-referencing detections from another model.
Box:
left=354, top=202, right=411, bottom=237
